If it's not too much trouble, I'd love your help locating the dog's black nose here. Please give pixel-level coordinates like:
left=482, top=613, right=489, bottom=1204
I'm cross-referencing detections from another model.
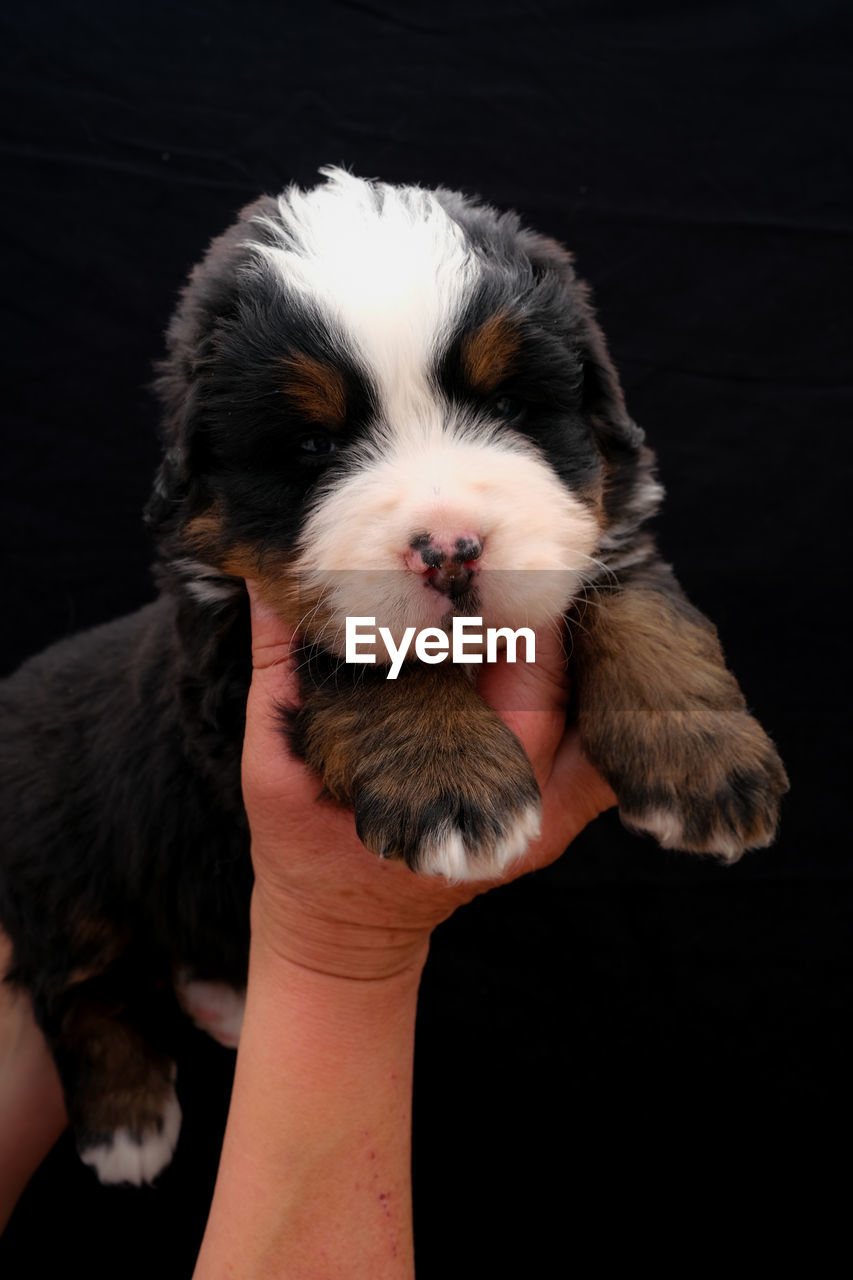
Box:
left=406, top=532, right=483, bottom=598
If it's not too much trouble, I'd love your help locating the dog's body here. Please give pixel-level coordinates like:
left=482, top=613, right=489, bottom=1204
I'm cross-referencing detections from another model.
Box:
left=0, top=169, right=787, bottom=1185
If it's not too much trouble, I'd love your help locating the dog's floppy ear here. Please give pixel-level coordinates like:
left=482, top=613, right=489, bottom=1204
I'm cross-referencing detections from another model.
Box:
left=518, top=229, right=644, bottom=454
left=145, top=291, right=218, bottom=539
left=518, top=228, right=660, bottom=539
left=145, top=196, right=280, bottom=539
left=143, top=409, right=196, bottom=538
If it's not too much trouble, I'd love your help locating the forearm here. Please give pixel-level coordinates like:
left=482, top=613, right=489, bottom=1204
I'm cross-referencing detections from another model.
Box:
left=194, top=902, right=427, bottom=1280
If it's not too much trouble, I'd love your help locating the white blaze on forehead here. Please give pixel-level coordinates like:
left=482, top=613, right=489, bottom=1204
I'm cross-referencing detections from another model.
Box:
left=249, top=167, right=481, bottom=411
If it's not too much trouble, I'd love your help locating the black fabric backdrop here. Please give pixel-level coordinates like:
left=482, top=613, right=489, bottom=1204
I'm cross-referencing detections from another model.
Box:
left=1, top=1, right=850, bottom=1274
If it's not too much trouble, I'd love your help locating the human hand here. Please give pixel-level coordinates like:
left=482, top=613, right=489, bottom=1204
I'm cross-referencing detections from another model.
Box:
left=241, top=583, right=616, bottom=980
left=198, top=588, right=615, bottom=1277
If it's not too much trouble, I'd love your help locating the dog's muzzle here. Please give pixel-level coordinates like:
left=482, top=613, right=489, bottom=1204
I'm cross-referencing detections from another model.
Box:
left=405, top=531, right=483, bottom=600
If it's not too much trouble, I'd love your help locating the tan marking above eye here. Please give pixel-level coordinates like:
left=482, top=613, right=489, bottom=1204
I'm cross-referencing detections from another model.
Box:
left=461, top=312, right=520, bottom=394
left=281, top=354, right=346, bottom=426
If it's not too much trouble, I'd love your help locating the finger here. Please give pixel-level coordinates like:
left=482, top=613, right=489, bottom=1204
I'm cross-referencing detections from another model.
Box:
left=245, top=580, right=298, bottom=674
left=529, top=729, right=617, bottom=866
left=243, top=581, right=303, bottom=779
left=477, top=626, right=570, bottom=783
left=476, top=623, right=569, bottom=715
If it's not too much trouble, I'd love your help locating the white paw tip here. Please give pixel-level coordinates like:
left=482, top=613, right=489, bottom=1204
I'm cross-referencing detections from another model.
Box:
left=79, top=1087, right=182, bottom=1185
left=176, top=977, right=246, bottom=1048
left=621, top=806, right=768, bottom=863
left=419, top=802, right=541, bottom=882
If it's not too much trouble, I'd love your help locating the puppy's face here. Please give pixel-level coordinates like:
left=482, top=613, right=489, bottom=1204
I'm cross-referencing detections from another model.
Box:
left=154, top=169, right=655, bottom=653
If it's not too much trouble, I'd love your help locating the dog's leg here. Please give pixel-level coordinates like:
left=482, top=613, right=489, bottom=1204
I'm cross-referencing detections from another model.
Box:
left=38, top=977, right=180, bottom=1185
left=572, top=562, right=788, bottom=859
left=289, top=659, right=542, bottom=881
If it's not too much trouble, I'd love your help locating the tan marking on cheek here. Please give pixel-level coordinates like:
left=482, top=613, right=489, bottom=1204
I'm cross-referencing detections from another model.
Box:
left=218, top=544, right=262, bottom=581
left=281, top=353, right=347, bottom=426
left=185, top=508, right=225, bottom=557
left=461, top=313, right=520, bottom=394
left=220, top=545, right=336, bottom=638
left=252, top=574, right=313, bottom=629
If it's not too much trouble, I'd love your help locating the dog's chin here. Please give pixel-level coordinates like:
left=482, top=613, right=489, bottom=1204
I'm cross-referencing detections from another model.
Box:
left=287, top=567, right=579, bottom=663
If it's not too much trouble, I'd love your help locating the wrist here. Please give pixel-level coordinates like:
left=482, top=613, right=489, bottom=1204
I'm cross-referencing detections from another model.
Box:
left=243, top=917, right=426, bottom=1085
left=249, top=882, right=433, bottom=983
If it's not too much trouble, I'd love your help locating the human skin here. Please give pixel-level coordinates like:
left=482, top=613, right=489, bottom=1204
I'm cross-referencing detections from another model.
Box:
left=0, top=930, right=68, bottom=1233
left=193, top=585, right=615, bottom=1278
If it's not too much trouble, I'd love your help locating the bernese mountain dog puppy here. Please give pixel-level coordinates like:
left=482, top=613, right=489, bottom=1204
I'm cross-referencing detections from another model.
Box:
left=0, top=168, right=788, bottom=1185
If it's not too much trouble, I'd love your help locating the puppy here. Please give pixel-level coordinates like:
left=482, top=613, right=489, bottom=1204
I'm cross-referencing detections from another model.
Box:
left=0, top=168, right=788, bottom=1185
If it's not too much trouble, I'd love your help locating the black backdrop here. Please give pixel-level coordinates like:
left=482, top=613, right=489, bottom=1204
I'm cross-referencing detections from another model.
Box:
left=1, top=1, right=850, bottom=1274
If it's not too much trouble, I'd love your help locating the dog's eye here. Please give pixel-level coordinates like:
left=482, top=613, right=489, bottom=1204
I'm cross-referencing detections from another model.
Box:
left=493, top=395, right=524, bottom=420
left=299, top=432, right=338, bottom=457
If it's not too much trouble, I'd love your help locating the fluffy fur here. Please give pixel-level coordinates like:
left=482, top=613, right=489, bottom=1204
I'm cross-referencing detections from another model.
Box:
left=0, top=168, right=787, bottom=1183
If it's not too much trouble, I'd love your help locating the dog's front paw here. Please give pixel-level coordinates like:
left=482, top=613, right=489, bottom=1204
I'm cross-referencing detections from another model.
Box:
left=609, top=709, right=788, bottom=862
left=352, top=726, right=542, bottom=882
left=292, top=663, right=543, bottom=882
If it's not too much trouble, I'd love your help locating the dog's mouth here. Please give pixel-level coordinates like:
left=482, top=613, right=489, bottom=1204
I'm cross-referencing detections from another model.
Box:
left=237, top=549, right=583, bottom=662
left=422, top=561, right=480, bottom=605
left=436, top=585, right=481, bottom=623
left=414, top=556, right=479, bottom=611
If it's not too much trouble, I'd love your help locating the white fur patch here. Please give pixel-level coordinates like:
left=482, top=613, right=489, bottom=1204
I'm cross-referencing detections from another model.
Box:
left=621, top=806, right=770, bottom=863
left=624, top=807, right=686, bottom=850
left=184, top=578, right=239, bottom=606
left=176, top=976, right=245, bottom=1049
left=249, top=167, right=480, bottom=406
left=291, top=419, right=600, bottom=654
left=80, top=1086, right=181, bottom=1186
left=418, top=800, right=541, bottom=882
left=597, top=472, right=665, bottom=573
left=171, top=556, right=241, bottom=607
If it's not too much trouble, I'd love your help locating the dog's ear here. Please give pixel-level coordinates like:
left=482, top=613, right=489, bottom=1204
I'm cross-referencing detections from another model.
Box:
left=519, top=228, right=660, bottom=536
left=145, top=291, right=216, bottom=539
left=145, top=196, right=280, bottom=539
left=143, top=402, right=196, bottom=537
left=519, top=229, right=644, bottom=455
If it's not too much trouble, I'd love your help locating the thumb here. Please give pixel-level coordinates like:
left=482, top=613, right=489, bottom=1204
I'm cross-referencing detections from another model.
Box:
left=245, top=580, right=298, bottom=674
left=476, top=625, right=571, bottom=786
left=242, top=582, right=303, bottom=797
